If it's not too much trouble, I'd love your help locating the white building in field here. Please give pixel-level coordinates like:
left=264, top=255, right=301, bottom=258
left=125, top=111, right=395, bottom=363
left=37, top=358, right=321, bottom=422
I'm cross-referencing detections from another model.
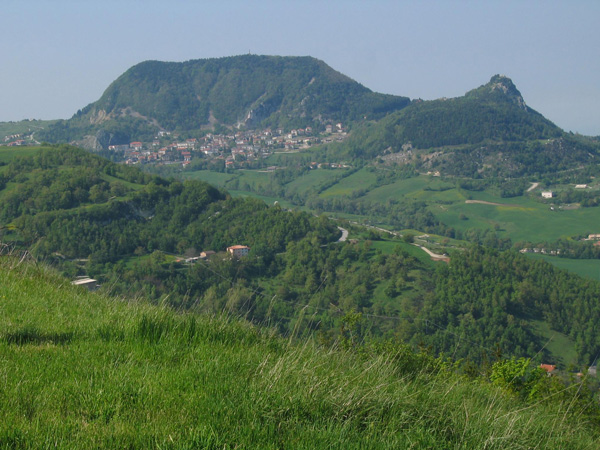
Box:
left=541, top=191, right=554, bottom=199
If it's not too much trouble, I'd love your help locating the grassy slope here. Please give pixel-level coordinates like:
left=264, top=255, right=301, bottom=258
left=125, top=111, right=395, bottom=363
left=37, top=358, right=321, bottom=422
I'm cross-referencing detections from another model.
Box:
left=525, top=253, right=600, bottom=282
left=1, top=257, right=599, bottom=448
left=438, top=195, right=600, bottom=242
left=0, top=120, right=58, bottom=137
left=0, top=146, right=44, bottom=164
left=319, top=167, right=378, bottom=197
left=181, top=170, right=237, bottom=187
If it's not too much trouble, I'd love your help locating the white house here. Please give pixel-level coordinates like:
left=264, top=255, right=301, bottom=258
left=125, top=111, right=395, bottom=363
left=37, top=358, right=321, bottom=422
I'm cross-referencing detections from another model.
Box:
left=541, top=191, right=554, bottom=199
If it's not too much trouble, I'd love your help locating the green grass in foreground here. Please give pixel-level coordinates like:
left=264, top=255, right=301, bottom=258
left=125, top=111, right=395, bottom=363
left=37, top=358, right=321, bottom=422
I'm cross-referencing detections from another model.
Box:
left=1, top=256, right=599, bottom=448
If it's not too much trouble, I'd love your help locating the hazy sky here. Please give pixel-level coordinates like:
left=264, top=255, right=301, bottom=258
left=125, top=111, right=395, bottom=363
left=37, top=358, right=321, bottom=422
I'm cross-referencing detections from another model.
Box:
left=2, top=0, right=599, bottom=135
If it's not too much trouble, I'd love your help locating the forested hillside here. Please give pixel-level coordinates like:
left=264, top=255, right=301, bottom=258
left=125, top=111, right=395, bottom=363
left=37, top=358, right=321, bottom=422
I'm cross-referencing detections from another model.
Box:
left=3, top=145, right=600, bottom=367
left=324, top=75, right=599, bottom=177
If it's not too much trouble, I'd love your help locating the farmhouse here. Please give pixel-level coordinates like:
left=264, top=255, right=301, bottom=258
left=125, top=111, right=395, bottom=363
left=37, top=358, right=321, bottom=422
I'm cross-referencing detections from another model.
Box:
left=227, top=245, right=250, bottom=258
left=541, top=191, right=554, bottom=199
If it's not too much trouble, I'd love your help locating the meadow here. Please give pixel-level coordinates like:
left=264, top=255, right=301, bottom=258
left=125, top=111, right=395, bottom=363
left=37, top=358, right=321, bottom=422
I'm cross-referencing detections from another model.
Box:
left=0, top=119, right=58, bottom=139
left=525, top=253, right=600, bottom=282
left=180, top=169, right=236, bottom=187
left=319, top=167, right=377, bottom=197
left=1, top=255, right=599, bottom=448
left=0, top=146, right=43, bottom=164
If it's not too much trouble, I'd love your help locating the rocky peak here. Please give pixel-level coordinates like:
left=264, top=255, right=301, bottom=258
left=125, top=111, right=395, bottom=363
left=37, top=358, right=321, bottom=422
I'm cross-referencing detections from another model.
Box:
left=487, top=74, right=527, bottom=109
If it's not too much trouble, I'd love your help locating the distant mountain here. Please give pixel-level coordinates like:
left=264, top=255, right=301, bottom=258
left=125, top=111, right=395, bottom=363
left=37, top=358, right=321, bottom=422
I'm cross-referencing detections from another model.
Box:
left=331, top=75, right=599, bottom=177
left=38, top=55, right=410, bottom=149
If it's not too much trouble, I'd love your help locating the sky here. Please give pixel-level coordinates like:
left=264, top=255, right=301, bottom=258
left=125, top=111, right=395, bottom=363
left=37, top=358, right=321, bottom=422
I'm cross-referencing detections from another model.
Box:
left=2, top=0, right=599, bottom=135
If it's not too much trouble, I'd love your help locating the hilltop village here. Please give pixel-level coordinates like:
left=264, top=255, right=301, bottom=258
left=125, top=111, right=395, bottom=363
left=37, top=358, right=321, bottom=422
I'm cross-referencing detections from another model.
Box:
left=107, top=124, right=349, bottom=168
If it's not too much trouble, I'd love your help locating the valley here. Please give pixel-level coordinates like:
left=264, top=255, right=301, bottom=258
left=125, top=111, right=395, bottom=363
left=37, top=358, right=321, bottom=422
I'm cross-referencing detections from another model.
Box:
left=2, top=0, right=600, bottom=441
left=2, top=56, right=600, bottom=442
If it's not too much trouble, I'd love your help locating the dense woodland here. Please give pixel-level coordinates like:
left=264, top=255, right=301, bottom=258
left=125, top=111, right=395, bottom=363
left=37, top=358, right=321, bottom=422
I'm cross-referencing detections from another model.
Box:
left=318, top=76, right=600, bottom=178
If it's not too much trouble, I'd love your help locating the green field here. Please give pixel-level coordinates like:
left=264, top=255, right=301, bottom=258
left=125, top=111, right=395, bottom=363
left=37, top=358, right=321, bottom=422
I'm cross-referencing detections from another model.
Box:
left=370, top=239, right=436, bottom=267
left=0, top=119, right=58, bottom=138
left=2, top=256, right=599, bottom=448
left=0, top=146, right=43, bottom=164
left=437, top=196, right=600, bottom=242
left=227, top=190, right=296, bottom=209
left=319, top=167, right=377, bottom=197
left=229, top=169, right=273, bottom=192
left=284, top=169, right=345, bottom=196
left=530, top=319, right=578, bottom=367
left=525, top=253, right=600, bottom=282
left=180, top=170, right=237, bottom=187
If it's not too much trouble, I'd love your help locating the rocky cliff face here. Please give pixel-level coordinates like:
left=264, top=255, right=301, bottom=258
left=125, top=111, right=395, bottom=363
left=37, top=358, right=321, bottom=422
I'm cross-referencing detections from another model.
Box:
left=487, top=74, right=527, bottom=109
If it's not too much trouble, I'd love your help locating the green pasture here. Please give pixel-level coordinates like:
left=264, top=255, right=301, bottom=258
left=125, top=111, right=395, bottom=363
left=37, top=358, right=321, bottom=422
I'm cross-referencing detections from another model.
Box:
left=0, top=119, right=58, bottom=137
left=235, top=170, right=273, bottom=191
left=319, top=167, right=378, bottom=197
left=227, top=190, right=295, bottom=209
left=0, top=146, right=43, bottom=164
left=101, top=173, right=146, bottom=191
left=370, top=239, right=436, bottom=267
left=362, top=176, right=458, bottom=203
left=436, top=195, right=600, bottom=242
left=525, top=253, right=600, bottom=282
left=529, top=319, right=578, bottom=367
left=284, top=169, right=345, bottom=195
left=180, top=170, right=237, bottom=187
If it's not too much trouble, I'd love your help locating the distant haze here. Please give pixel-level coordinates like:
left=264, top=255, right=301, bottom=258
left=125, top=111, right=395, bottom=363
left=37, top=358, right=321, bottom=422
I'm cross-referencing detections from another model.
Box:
left=2, top=0, right=599, bottom=136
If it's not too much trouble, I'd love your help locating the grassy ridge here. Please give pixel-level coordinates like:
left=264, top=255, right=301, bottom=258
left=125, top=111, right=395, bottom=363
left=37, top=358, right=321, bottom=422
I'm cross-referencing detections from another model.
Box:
left=1, top=256, right=599, bottom=448
left=0, top=146, right=44, bottom=164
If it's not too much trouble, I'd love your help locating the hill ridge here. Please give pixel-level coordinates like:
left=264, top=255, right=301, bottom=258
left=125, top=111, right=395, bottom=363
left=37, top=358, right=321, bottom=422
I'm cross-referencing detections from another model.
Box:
left=39, top=54, right=410, bottom=147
